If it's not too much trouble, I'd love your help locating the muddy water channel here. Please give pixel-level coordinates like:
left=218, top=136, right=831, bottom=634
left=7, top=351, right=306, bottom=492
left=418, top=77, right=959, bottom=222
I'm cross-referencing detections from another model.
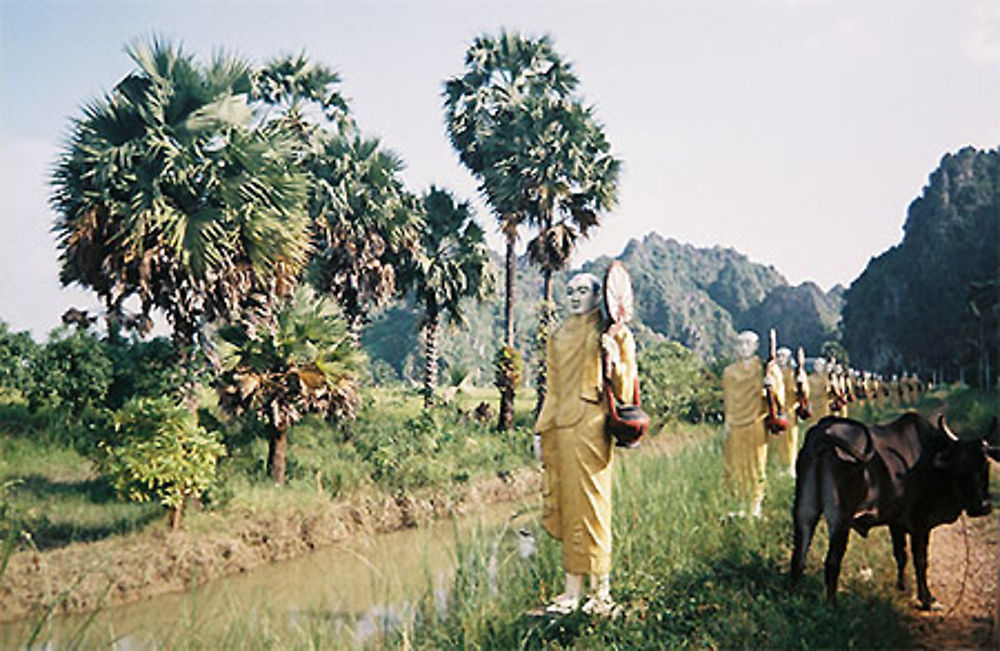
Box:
left=1, top=500, right=537, bottom=648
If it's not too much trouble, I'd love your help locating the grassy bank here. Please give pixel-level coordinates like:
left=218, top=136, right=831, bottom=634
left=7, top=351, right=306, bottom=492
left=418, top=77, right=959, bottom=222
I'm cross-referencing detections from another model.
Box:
left=0, top=386, right=535, bottom=553
left=2, top=385, right=987, bottom=646
left=384, top=388, right=993, bottom=648
left=78, top=423, right=917, bottom=649
left=393, top=433, right=912, bottom=649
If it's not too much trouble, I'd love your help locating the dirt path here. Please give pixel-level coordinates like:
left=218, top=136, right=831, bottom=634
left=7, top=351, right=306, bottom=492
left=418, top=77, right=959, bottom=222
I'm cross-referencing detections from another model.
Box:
left=905, top=512, right=999, bottom=649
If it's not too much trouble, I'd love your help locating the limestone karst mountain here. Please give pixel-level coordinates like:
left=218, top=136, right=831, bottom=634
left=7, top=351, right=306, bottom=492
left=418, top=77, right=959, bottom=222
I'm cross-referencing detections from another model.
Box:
left=363, top=231, right=843, bottom=385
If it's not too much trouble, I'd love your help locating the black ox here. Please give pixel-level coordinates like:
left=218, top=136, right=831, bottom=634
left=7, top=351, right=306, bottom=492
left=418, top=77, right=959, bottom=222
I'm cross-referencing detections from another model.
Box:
left=790, top=412, right=999, bottom=608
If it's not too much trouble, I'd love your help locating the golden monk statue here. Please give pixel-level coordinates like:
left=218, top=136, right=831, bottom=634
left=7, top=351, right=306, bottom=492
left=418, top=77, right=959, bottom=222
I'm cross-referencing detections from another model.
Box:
left=829, top=361, right=848, bottom=417
left=535, top=272, right=637, bottom=615
left=808, top=358, right=831, bottom=421
left=769, top=346, right=799, bottom=477
left=722, top=330, right=784, bottom=518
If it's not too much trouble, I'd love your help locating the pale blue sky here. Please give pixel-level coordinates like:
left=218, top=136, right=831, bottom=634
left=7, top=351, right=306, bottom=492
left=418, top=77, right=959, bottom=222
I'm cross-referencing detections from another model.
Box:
left=2, top=0, right=999, bottom=337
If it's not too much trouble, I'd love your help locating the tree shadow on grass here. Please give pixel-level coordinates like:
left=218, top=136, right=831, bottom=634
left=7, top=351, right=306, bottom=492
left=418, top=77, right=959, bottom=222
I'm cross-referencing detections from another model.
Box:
left=14, top=474, right=118, bottom=504
left=3, top=474, right=162, bottom=552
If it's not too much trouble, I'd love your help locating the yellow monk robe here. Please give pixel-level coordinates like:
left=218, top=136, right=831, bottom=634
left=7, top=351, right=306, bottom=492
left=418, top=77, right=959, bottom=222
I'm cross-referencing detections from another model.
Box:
left=722, top=357, right=782, bottom=505
left=808, top=371, right=831, bottom=422
left=830, top=374, right=848, bottom=418
left=769, top=366, right=800, bottom=471
left=536, top=308, right=637, bottom=575
left=871, top=377, right=884, bottom=408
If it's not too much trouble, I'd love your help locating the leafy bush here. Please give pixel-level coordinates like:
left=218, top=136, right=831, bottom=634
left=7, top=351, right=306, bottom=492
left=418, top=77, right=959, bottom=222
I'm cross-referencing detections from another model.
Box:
left=100, top=397, right=226, bottom=528
left=939, top=385, right=1000, bottom=435
left=0, top=322, right=38, bottom=397
left=104, top=335, right=186, bottom=409
left=27, top=328, right=112, bottom=413
left=339, top=405, right=531, bottom=493
left=638, top=340, right=722, bottom=426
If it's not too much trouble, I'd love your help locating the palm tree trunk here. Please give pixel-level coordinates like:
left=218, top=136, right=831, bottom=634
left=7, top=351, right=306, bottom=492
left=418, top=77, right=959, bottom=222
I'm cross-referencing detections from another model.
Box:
left=170, top=499, right=184, bottom=530
left=349, top=313, right=364, bottom=348
left=498, top=231, right=517, bottom=431
left=542, top=269, right=553, bottom=304
left=505, top=232, right=516, bottom=348
left=268, top=425, right=288, bottom=484
left=424, top=307, right=441, bottom=409
left=535, top=270, right=555, bottom=416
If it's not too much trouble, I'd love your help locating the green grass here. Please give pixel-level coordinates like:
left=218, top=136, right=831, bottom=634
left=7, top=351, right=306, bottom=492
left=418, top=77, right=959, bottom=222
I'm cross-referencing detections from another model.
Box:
left=107, top=429, right=913, bottom=649
left=0, top=385, right=540, bottom=552
left=936, top=385, right=1000, bottom=434
left=393, top=433, right=912, bottom=649
left=0, top=435, right=161, bottom=551
left=4, top=386, right=985, bottom=648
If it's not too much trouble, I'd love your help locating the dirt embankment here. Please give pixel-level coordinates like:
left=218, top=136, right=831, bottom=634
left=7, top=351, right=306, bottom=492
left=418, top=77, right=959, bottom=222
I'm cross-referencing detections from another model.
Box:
left=0, top=467, right=541, bottom=622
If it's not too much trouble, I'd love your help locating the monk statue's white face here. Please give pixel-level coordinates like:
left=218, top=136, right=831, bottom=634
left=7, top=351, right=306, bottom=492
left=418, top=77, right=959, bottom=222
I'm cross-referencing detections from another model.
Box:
left=567, top=273, right=601, bottom=315
left=735, top=331, right=759, bottom=361
left=776, top=347, right=793, bottom=369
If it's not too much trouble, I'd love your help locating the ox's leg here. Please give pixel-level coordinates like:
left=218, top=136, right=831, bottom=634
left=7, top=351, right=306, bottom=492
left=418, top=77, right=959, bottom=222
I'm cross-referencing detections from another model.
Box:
left=911, top=529, right=937, bottom=610
left=823, top=520, right=851, bottom=606
left=889, top=525, right=907, bottom=591
left=790, top=462, right=820, bottom=589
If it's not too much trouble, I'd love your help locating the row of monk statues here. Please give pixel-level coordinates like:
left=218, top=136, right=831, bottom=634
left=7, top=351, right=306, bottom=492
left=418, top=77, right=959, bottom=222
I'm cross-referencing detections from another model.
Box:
left=531, top=268, right=926, bottom=616
left=722, top=330, right=926, bottom=519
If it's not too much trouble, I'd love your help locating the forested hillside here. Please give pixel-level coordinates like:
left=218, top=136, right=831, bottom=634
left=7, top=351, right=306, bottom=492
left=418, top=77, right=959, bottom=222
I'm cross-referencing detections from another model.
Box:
left=842, top=147, right=999, bottom=387
left=363, top=232, right=843, bottom=384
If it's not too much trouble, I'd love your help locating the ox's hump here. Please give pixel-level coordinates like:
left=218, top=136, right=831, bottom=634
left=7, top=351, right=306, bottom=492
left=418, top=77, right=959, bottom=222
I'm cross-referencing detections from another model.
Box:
left=818, top=418, right=876, bottom=464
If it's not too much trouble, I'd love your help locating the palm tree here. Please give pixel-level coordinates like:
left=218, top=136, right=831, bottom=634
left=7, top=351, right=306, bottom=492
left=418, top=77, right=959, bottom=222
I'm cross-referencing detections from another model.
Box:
left=484, top=96, right=620, bottom=410
left=215, top=286, right=364, bottom=484
left=251, top=54, right=423, bottom=343
left=253, top=53, right=354, bottom=135
left=306, top=134, right=423, bottom=341
left=51, top=38, right=312, bottom=352
left=402, top=187, right=495, bottom=408
left=444, top=30, right=578, bottom=429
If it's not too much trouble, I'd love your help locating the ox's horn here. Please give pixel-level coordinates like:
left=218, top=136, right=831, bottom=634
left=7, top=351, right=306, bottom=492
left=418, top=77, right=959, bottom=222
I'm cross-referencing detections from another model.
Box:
left=938, top=415, right=959, bottom=442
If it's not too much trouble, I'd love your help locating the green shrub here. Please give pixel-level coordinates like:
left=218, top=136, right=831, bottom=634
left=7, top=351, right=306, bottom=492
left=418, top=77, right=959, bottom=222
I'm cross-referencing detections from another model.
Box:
left=638, top=341, right=722, bottom=426
left=100, top=397, right=226, bottom=528
left=27, top=328, right=112, bottom=414
left=369, top=358, right=401, bottom=386
left=342, top=405, right=531, bottom=492
left=939, top=385, right=1000, bottom=435
left=104, top=335, right=186, bottom=409
left=0, top=322, right=37, bottom=396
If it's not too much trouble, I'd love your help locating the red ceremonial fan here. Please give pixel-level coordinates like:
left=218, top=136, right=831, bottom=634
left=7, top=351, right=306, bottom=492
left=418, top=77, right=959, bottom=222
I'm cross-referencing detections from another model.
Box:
left=601, top=262, right=648, bottom=448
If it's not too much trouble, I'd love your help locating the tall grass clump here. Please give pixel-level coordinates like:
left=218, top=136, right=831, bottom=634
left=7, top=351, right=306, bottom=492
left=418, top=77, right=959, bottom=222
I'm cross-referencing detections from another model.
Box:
left=399, top=434, right=912, bottom=648
left=940, top=385, right=1000, bottom=434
